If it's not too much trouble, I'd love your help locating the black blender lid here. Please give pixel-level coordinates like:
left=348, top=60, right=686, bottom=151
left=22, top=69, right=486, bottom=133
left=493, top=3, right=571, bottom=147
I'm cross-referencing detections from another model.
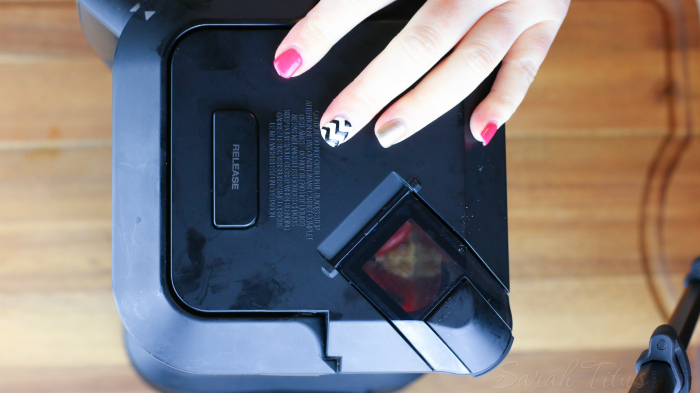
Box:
left=168, top=21, right=511, bottom=375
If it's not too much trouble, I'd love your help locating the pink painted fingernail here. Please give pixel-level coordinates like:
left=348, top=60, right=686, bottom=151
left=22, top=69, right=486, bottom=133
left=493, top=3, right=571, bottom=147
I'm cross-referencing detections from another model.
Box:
left=480, top=122, right=498, bottom=146
left=273, top=48, right=302, bottom=79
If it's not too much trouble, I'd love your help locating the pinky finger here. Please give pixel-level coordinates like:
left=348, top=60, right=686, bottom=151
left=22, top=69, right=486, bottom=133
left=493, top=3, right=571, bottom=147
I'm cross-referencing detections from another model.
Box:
left=470, top=20, right=562, bottom=145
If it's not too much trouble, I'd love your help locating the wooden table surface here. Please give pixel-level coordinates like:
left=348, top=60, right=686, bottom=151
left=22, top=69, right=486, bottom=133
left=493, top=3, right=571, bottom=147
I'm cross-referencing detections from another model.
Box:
left=0, top=0, right=699, bottom=392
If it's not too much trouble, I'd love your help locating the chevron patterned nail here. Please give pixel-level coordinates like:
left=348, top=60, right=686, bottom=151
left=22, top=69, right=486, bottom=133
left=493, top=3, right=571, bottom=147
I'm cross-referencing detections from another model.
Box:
left=321, top=117, right=352, bottom=147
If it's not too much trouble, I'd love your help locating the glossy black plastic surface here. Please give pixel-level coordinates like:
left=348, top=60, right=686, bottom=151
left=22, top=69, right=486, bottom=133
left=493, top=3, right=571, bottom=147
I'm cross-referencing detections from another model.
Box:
left=213, top=110, right=259, bottom=228
left=125, top=330, right=422, bottom=393
left=428, top=279, right=513, bottom=376
left=336, top=189, right=500, bottom=322
left=334, top=184, right=513, bottom=375
left=169, top=24, right=509, bottom=314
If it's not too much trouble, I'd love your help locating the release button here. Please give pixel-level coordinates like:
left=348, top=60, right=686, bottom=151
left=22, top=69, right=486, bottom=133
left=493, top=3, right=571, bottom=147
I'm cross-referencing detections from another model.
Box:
left=213, top=110, right=258, bottom=229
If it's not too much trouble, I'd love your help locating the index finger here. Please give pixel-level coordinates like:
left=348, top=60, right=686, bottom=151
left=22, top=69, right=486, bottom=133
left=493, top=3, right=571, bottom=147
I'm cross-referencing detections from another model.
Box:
left=274, top=0, right=395, bottom=78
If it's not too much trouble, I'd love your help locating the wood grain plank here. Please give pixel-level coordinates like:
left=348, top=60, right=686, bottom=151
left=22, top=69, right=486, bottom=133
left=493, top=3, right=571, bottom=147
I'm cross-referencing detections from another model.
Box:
left=511, top=0, right=670, bottom=137
left=0, top=291, right=127, bottom=368
left=0, top=149, right=111, bottom=292
left=665, top=139, right=700, bottom=273
left=510, top=274, right=663, bottom=353
left=0, top=147, right=110, bottom=222
left=0, top=147, right=116, bottom=369
left=408, top=347, right=700, bottom=393
left=0, top=60, right=111, bottom=142
left=0, top=366, right=153, bottom=393
left=0, top=220, right=111, bottom=292
left=406, top=349, right=645, bottom=393
left=0, top=0, right=75, bottom=3
left=0, top=4, right=95, bottom=57
left=0, top=4, right=111, bottom=142
left=508, top=137, right=662, bottom=279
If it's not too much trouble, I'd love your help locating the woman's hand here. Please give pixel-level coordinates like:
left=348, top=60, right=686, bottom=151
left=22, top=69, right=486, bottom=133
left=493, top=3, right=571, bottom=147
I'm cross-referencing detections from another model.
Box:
left=273, top=0, right=570, bottom=148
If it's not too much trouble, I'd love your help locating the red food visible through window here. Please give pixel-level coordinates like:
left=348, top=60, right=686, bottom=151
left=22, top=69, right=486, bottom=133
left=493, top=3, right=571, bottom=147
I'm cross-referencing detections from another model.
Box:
left=362, top=220, right=450, bottom=313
